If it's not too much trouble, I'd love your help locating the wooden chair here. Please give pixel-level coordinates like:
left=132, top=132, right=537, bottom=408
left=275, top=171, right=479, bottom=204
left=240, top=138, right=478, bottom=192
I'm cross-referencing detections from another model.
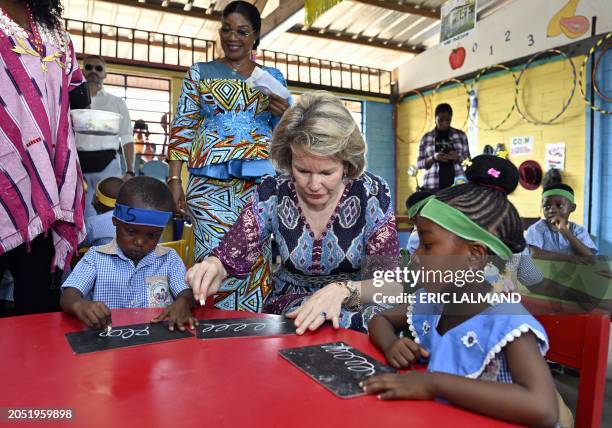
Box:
left=159, top=222, right=194, bottom=267
left=527, top=303, right=610, bottom=428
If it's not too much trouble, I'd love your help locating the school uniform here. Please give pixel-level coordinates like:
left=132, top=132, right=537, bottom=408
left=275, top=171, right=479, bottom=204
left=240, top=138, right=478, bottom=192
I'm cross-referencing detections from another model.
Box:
left=526, top=219, right=597, bottom=255
left=61, top=239, right=188, bottom=308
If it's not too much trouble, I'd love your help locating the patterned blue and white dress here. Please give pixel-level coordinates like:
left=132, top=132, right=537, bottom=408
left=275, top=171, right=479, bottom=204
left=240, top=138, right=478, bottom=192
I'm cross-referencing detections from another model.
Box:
left=406, top=288, right=549, bottom=382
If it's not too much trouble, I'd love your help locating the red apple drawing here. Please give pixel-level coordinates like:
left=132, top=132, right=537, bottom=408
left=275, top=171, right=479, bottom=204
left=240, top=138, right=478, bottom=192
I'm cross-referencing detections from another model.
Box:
left=449, top=47, right=466, bottom=70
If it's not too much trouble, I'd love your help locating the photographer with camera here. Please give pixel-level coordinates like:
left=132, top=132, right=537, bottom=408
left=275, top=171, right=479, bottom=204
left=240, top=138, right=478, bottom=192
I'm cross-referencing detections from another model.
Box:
left=416, top=103, right=470, bottom=192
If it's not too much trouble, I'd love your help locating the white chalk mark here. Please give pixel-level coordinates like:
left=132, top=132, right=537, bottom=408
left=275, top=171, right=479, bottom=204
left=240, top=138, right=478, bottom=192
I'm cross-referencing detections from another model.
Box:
left=321, top=343, right=376, bottom=376
left=99, top=326, right=150, bottom=339
left=200, top=322, right=268, bottom=334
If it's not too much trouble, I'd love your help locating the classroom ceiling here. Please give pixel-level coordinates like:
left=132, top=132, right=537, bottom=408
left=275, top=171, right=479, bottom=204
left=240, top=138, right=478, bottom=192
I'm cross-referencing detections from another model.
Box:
left=63, top=0, right=511, bottom=71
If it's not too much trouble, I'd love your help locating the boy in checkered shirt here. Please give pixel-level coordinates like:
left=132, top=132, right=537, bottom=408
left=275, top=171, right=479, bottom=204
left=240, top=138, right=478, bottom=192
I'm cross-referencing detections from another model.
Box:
left=61, top=177, right=197, bottom=331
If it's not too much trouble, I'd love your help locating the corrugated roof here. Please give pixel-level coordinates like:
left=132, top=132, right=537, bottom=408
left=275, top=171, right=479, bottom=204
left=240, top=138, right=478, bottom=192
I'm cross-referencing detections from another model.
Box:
left=63, top=0, right=505, bottom=71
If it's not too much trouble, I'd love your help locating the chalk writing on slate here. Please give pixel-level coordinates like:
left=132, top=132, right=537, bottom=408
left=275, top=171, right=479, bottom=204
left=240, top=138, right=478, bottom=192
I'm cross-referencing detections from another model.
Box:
left=196, top=316, right=296, bottom=339
left=65, top=322, right=194, bottom=355
left=279, top=341, right=396, bottom=398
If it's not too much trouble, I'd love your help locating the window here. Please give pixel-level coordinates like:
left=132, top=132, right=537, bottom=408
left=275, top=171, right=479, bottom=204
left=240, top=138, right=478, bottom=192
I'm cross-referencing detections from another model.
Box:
left=103, top=73, right=171, bottom=160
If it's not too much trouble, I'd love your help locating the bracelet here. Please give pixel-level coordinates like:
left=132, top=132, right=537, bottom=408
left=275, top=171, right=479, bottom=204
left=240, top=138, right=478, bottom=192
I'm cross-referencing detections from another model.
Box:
left=167, top=175, right=182, bottom=183
left=338, top=280, right=361, bottom=311
left=125, top=170, right=135, bottom=176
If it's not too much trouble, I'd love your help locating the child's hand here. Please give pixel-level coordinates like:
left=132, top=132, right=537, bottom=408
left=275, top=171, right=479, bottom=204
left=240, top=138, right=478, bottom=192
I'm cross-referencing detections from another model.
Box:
left=73, top=300, right=112, bottom=330
left=383, top=337, right=429, bottom=369
left=151, top=299, right=198, bottom=331
left=549, top=215, right=568, bottom=232
left=361, top=372, right=436, bottom=400
left=576, top=255, right=596, bottom=265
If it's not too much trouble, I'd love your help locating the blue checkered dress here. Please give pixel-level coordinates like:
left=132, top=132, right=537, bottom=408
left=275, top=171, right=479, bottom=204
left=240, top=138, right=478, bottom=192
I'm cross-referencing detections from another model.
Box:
left=61, top=240, right=189, bottom=309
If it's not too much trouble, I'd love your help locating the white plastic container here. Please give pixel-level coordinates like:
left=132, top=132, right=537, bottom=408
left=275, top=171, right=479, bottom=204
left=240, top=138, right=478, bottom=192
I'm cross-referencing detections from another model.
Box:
left=71, top=109, right=122, bottom=136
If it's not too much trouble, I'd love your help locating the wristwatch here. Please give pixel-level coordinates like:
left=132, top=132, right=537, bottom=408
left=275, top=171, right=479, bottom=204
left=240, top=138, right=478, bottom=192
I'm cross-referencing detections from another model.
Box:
left=125, top=170, right=135, bottom=176
left=339, top=280, right=361, bottom=311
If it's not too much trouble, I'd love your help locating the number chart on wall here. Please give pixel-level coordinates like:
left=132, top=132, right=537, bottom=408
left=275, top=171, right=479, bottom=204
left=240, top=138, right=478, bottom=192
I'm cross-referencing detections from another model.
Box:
left=400, top=0, right=612, bottom=93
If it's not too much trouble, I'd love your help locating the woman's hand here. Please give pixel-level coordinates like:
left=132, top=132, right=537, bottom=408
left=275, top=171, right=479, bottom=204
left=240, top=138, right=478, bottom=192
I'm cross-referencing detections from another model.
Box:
left=185, top=257, right=228, bottom=305
left=286, top=283, right=349, bottom=335
left=268, top=92, right=289, bottom=117
left=168, top=179, right=187, bottom=217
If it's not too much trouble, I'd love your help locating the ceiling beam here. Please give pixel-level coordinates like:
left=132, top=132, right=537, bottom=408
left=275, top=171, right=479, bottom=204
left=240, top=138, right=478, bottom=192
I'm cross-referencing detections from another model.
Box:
left=287, top=25, right=422, bottom=54
left=260, top=0, right=304, bottom=39
left=252, top=0, right=269, bottom=14
left=351, top=0, right=439, bottom=20
left=99, top=0, right=221, bottom=21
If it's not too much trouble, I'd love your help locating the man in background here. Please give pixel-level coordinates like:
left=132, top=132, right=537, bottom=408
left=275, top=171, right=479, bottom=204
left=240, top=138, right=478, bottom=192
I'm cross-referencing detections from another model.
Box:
left=76, top=55, right=135, bottom=217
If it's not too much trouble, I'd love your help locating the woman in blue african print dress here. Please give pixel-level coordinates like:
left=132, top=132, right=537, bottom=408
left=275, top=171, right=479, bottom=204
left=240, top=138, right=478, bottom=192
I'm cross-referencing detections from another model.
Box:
left=185, top=91, right=400, bottom=333
left=167, top=2, right=290, bottom=312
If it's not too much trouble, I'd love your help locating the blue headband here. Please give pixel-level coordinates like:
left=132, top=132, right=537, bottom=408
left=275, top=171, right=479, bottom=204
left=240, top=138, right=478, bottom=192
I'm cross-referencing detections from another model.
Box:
left=113, top=203, right=172, bottom=228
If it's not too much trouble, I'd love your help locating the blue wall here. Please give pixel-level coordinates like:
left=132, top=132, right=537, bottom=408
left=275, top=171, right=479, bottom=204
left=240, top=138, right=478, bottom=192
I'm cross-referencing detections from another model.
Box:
left=587, top=49, right=612, bottom=255
left=364, top=101, right=396, bottom=208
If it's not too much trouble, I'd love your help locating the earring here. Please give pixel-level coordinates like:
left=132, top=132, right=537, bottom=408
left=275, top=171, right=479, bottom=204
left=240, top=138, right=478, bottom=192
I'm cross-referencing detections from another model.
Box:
left=342, top=169, right=349, bottom=185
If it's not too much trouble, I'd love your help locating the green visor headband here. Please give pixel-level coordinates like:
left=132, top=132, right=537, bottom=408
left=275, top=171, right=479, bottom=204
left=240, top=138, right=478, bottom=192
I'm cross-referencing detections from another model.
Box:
left=419, top=198, right=513, bottom=260
left=407, top=195, right=434, bottom=218
left=542, top=189, right=574, bottom=203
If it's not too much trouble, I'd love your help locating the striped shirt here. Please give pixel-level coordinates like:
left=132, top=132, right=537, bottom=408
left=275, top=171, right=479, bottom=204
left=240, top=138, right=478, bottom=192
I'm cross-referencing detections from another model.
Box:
left=61, top=240, right=189, bottom=309
left=0, top=16, right=85, bottom=269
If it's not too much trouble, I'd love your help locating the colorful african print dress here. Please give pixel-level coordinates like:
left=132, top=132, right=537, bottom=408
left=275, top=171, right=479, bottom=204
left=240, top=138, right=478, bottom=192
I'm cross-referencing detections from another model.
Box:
left=212, top=173, right=400, bottom=332
left=168, top=61, right=288, bottom=312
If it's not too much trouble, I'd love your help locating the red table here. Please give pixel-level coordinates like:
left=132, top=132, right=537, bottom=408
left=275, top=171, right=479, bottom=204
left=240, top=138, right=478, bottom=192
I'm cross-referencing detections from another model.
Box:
left=0, top=309, right=519, bottom=427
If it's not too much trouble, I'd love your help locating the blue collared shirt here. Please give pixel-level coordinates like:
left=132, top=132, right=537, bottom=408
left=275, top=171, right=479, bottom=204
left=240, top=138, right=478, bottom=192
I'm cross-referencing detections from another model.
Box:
left=62, top=240, right=189, bottom=309
left=81, top=211, right=115, bottom=248
left=526, top=219, right=598, bottom=255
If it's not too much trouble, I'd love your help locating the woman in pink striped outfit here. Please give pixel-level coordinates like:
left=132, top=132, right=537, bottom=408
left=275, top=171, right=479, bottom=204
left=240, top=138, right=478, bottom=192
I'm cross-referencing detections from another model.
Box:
left=0, top=0, right=86, bottom=315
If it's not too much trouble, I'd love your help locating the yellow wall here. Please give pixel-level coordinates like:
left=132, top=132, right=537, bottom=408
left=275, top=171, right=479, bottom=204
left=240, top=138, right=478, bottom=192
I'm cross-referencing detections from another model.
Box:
left=397, top=55, right=586, bottom=222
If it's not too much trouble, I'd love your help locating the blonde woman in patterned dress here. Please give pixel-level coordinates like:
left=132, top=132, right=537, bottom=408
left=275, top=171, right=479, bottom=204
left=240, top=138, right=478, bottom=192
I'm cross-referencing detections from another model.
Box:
left=168, top=1, right=289, bottom=312
left=186, top=92, right=400, bottom=334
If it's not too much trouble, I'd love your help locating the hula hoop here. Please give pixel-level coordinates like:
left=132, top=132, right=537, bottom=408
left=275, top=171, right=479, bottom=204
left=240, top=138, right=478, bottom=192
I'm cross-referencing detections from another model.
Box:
left=515, top=49, right=577, bottom=124
left=470, top=64, right=518, bottom=130
left=593, top=42, right=612, bottom=102
left=431, top=78, right=471, bottom=131
left=579, top=32, right=612, bottom=115
left=397, top=89, right=431, bottom=145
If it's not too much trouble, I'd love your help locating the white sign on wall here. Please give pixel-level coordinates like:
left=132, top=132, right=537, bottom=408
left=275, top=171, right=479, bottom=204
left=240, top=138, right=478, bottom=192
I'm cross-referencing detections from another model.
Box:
left=509, top=136, right=534, bottom=156
left=440, top=0, right=477, bottom=47
left=399, top=0, right=612, bottom=93
left=545, top=142, right=566, bottom=171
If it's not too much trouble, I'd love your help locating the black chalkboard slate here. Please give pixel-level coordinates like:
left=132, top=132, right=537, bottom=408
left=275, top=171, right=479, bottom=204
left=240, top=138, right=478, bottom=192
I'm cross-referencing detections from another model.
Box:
left=196, top=316, right=297, bottom=339
left=65, top=322, right=194, bottom=355
left=279, top=341, right=396, bottom=399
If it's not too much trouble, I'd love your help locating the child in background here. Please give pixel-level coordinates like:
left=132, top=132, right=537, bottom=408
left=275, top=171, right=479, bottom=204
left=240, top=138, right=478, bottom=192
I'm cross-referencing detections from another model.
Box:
left=404, top=190, right=433, bottom=255
left=526, top=183, right=597, bottom=263
left=80, top=177, right=123, bottom=247
left=61, top=177, right=197, bottom=331
left=364, top=155, right=571, bottom=427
